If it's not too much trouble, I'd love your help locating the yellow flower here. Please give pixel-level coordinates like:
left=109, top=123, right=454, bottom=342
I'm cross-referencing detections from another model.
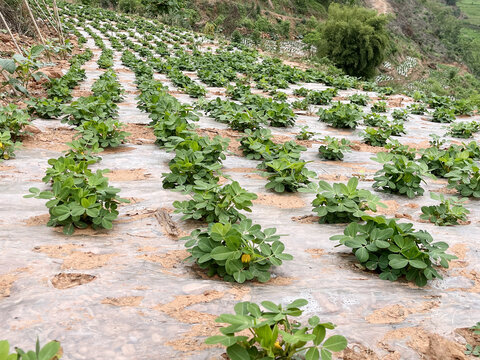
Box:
left=241, top=253, right=251, bottom=263
left=3, top=154, right=9, bottom=160
left=274, top=341, right=282, bottom=350
left=0, top=142, right=3, bottom=149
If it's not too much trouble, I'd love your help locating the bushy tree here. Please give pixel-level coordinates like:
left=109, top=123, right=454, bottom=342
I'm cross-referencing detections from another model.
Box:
left=141, top=0, right=183, bottom=15
left=315, top=4, right=391, bottom=78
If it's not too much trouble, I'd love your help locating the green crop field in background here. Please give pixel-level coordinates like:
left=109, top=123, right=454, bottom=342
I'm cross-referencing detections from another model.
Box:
left=458, top=0, right=480, bottom=26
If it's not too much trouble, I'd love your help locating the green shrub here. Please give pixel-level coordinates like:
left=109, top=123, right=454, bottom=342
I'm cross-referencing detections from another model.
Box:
left=314, top=4, right=390, bottom=78
left=300, top=177, right=386, bottom=223
left=205, top=299, right=347, bottom=359
left=363, top=127, right=391, bottom=147
left=318, top=102, right=362, bottom=129
left=173, top=181, right=257, bottom=223
left=25, top=156, right=128, bottom=235
left=431, top=107, right=456, bottom=123
left=330, top=215, right=456, bottom=286
left=447, top=121, right=480, bottom=138
left=446, top=164, right=480, bottom=197
left=420, top=192, right=469, bottom=226
left=371, top=101, right=388, bottom=113
left=372, top=153, right=429, bottom=198
left=184, top=220, right=292, bottom=283
left=349, top=93, right=370, bottom=106
left=318, top=136, right=351, bottom=160
left=263, top=157, right=315, bottom=192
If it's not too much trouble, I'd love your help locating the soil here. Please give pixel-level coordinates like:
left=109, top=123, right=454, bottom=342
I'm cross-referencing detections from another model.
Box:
left=379, top=327, right=467, bottom=359
left=102, top=296, right=144, bottom=307
left=305, top=248, right=326, bottom=258
left=61, top=251, right=117, bottom=270
left=22, top=127, right=76, bottom=152
left=136, top=250, right=189, bottom=269
left=350, top=141, right=387, bottom=154
left=291, top=215, right=319, bottom=224
left=105, top=168, right=151, bottom=181
left=124, top=124, right=156, bottom=145
left=253, top=193, right=306, bottom=209
left=24, top=214, right=50, bottom=226
left=51, top=273, right=96, bottom=289
left=33, top=244, right=83, bottom=258
left=366, top=301, right=438, bottom=324
left=0, top=273, right=17, bottom=298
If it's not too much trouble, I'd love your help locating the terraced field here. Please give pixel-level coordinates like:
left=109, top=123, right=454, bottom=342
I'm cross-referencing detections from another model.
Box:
left=0, top=3, right=479, bottom=359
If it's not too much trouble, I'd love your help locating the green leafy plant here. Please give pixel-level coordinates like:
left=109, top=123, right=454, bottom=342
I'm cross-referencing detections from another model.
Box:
left=25, top=155, right=128, bottom=235
left=77, top=118, right=130, bottom=149
left=372, top=153, right=429, bottom=198
left=465, top=322, right=480, bottom=357
left=407, top=103, right=427, bottom=115
left=91, top=69, right=125, bottom=103
left=318, top=136, right=351, bottom=160
left=173, top=181, right=257, bottom=223
left=0, top=131, right=17, bottom=161
left=419, top=146, right=472, bottom=177
left=349, top=93, right=369, bottom=106
left=263, top=157, right=315, bottom=192
left=447, top=121, right=480, bottom=138
left=295, top=126, right=315, bottom=140
left=330, top=215, right=456, bottom=286
left=431, top=107, right=456, bottom=123
left=300, top=177, right=386, bottom=224
left=318, top=102, right=362, bottom=129
left=62, top=95, right=119, bottom=126
left=0, top=104, right=30, bottom=140
left=240, top=128, right=277, bottom=160
left=363, top=113, right=387, bottom=127
left=362, top=127, right=391, bottom=147
left=371, top=101, right=387, bottom=113
left=205, top=298, right=347, bottom=360
left=26, top=97, right=63, bottom=119
left=306, top=88, right=337, bottom=105
left=446, top=164, right=480, bottom=197
left=0, top=338, right=62, bottom=360
left=420, top=192, right=469, bottom=226
left=184, top=219, right=292, bottom=283
left=385, top=140, right=416, bottom=160
left=0, top=45, right=47, bottom=95
left=392, top=109, right=409, bottom=122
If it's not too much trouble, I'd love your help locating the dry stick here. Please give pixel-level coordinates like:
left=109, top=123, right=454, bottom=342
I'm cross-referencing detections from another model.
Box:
left=52, top=0, right=64, bottom=45
left=30, top=0, right=59, bottom=35
left=0, top=10, right=23, bottom=54
left=23, top=0, right=46, bottom=45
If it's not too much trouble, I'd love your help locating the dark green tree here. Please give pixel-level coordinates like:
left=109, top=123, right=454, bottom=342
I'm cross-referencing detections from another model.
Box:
left=315, top=4, right=391, bottom=78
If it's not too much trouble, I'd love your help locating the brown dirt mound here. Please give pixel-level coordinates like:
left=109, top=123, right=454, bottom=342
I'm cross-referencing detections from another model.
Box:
left=106, top=168, right=151, bottom=181
left=253, top=193, right=305, bottom=209
left=350, top=141, right=387, bottom=153
left=33, top=244, right=82, bottom=258
left=24, top=214, right=50, bottom=226
left=61, top=251, right=116, bottom=270
left=136, top=250, right=189, bottom=269
left=51, top=273, right=96, bottom=289
left=22, top=127, right=76, bottom=151
left=125, top=124, right=156, bottom=145
left=291, top=215, right=319, bottom=224
left=102, top=296, right=143, bottom=307
left=0, top=273, right=17, bottom=298
left=366, top=301, right=438, bottom=324
left=318, top=174, right=350, bottom=181
left=305, top=248, right=326, bottom=258
left=380, top=327, right=467, bottom=360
